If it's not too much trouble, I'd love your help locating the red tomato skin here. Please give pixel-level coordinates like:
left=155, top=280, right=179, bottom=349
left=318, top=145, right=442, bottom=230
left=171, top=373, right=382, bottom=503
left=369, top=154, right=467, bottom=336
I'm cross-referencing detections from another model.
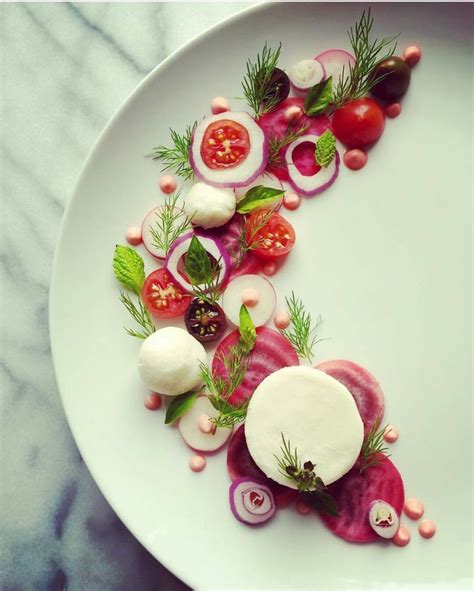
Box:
left=142, top=268, right=191, bottom=319
left=332, top=98, right=385, bottom=148
left=245, top=212, right=296, bottom=260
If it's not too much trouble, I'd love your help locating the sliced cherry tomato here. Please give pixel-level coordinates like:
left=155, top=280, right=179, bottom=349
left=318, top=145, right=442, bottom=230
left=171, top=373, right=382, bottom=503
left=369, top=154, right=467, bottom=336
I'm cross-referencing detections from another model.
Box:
left=200, top=119, right=250, bottom=169
left=245, top=212, right=295, bottom=260
left=332, top=98, right=385, bottom=148
left=142, top=268, right=191, bottom=318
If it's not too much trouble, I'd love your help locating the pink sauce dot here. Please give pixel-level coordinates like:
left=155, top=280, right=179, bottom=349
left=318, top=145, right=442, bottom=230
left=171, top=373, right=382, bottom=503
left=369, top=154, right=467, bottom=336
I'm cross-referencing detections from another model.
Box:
left=274, top=310, right=290, bottom=330
left=284, top=105, right=303, bottom=124
left=189, top=455, right=206, bottom=472
left=343, top=149, right=367, bottom=171
left=296, top=499, right=312, bottom=515
left=211, top=96, right=230, bottom=115
left=384, top=425, right=399, bottom=443
left=392, top=525, right=411, bottom=547
left=262, top=262, right=278, bottom=277
left=159, top=174, right=177, bottom=194
left=403, top=45, right=422, bottom=68
left=418, top=520, right=436, bottom=539
left=386, top=103, right=401, bottom=119
left=144, top=393, right=162, bottom=411
left=241, top=288, right=259, bottom=307
left=125, top=226, right=142, bottom=246
left=404, top=498, right=424, bottom=520
left=283, top=192, right=301, bottom=211
left=198, top=413, right=213, bottom=434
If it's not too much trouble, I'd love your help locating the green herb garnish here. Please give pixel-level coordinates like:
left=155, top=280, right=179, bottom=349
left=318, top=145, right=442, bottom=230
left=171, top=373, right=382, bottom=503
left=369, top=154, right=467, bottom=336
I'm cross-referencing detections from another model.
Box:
left=304, top=76, right=333, bottom=116
left=278, top=292, right=323, bottom=363
left=152, top=122, right=197, bottom=181
left=236, top=185, right=285, bottom=214
left=184, top=235, right=222, bottom=305
left=315, top=130, right=336, bottom=168
left=165, top=391, right=198, bottom=424
left=242, top=43, right=282, bottom=117
left=148, top=190, right=193, bottom=256
left=359, top=413, right=390, bottom=473
left=268, top=123, right=309, bottom=169
left=118, top=291, right=155, bottom=340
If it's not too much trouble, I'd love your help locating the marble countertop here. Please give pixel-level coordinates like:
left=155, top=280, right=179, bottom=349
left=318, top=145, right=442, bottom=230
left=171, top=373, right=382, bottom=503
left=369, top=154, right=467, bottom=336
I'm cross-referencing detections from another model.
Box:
left=1, top=4, right=249, bottom=589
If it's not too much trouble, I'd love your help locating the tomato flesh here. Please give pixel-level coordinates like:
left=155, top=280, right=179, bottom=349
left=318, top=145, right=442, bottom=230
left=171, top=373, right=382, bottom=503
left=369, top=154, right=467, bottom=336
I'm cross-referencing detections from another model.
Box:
left=332, top=98, right=385, bottom=148
left=245, top=212, right=295, bottom=260
left=201, top=120, right=250, bottom=169
left=142, top=268, right=191, bottom=318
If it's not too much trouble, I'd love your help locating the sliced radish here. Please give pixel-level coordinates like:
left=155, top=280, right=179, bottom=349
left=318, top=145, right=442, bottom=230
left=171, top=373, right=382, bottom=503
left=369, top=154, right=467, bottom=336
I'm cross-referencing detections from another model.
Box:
left=234, top=173, right=284, bottom=210
left=141, top=206, right=181, bottom=260
left=190, top=112, right=268, bottom=188
left=369, top=500, right=400, bottom=539
left=164, top=231, right=230, bottom=293
left=229, top=477, right=276, bottom=526
left=289, top=59, right=326, bottom=93
left=320, top=457, right=405, bottom=543
left=227, top=425, right=298, bottom=509
left=314, top=49, right=356, bottom=89
left=222, top=274, right=276, bottom=327
left=178, top=396, right=232, bottom=452
left=286, top=134, right=340, bottom=196
left=212, top=327, right=299, bottom=406
left=315, top=360, right=385, bottom=437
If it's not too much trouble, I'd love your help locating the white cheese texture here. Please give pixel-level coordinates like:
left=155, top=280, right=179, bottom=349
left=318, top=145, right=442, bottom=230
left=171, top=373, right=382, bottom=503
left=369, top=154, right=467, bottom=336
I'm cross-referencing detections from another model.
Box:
left=245, top=366, right=364, bottom=487
left=137, top=327, right=207, bottom=396
left=183, top=182, right=236, bottom=229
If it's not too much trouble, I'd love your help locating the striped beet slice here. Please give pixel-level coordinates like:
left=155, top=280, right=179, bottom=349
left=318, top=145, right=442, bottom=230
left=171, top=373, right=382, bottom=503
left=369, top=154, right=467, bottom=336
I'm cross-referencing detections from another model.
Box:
left=213, top=327, right=299, bottom=406
left=227, top=425, right=297, bottom=509
left=315, top=360, right=385, bottom=437
left=320, top=457, right=405, bottom=543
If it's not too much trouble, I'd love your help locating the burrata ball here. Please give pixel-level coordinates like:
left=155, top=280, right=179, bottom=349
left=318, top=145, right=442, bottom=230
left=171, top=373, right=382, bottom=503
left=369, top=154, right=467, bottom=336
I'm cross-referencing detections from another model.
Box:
left=183, top=182, right=236, bottom=229
left=137, top=327, right=207, bottom=396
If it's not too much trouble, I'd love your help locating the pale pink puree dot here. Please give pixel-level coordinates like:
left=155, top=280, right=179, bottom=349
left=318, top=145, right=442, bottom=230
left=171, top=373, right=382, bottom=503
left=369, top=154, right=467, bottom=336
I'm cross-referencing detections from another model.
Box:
left=159, top=174, right=177, bottom=194
left=384, top=425, right=399, bottom=443
left=274, top=310, right=290, bottom=330
left=296, top=499, right=312, bottom=515
left=241, top=288, right=259, bottom=307
left=144, top=393, right=161, bottom=411
left=283, top=192, right=301, bottom=211
left=403, top=45, right=422, bottom=68
left=125, top=226, right=142, bottom=246
left=189, top=455, right=206, bottom=472
left=344, top=149, right=367, bottom=171
left=419, top=520, right=436, bottom=539
left=404, top=498, right=424, bottom=520
left=284, top=106, right=303, bottom=124
left=386, top=103, right=401, bottom=119
left=198, top=413, right=213, bottom=434
left=211, top=96, right=230, bottom=115
left=262, top=262, right=278, bottom=276
left=392, top=525, right=411, bottom=547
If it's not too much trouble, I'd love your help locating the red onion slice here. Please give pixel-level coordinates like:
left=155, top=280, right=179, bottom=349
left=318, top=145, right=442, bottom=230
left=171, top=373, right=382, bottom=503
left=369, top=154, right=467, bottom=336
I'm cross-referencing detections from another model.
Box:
left=229, top=477, right=276, bottom=526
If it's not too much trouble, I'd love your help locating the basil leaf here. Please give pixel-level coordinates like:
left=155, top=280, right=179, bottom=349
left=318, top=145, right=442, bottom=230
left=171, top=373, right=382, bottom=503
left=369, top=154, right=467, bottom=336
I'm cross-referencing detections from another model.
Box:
left=236, top=185, right=285, bottom=214
left=184, top=235, right=213, bottom=285
left=113, top=245, right=145, bottom=295
left=164, top=391, right=198, bottom=424
left=239, top=304, right=256, bottom=353
left=300, top=490, right=340, bottom=517
left=315, top=130, right=336, bottom=168
left=304, top=76, right=333, bottom=117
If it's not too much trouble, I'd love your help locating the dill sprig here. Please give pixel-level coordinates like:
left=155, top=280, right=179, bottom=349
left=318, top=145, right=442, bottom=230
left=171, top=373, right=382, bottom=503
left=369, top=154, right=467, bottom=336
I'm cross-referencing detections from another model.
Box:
left=268, top=124, right=309, bottom=169
left=148, top=190, right=193, bottom=256
left=275, top=434, right=326, bottom=493
left=332, top=9, right=398, bottom=107
left=152, top=122, right=197, bottom=180
left=279, top=292, right=323, bottom=363
left=242, top=43, right=282, bottom=117
left=235, top=206, right=278, bottom=267
left=359, top=413, right=390, bottom=473
left=119, top=291, right=155, bottom=339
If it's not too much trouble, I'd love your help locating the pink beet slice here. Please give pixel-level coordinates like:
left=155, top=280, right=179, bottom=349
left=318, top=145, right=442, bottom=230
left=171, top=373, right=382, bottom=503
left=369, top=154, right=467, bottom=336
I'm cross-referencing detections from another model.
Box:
left=320, top=457, right=405, bottom=543
left=258, top=97, right=331, bottom=181
left=213, top=327, right=299, bottom=406
left=315, top=360, right=385, bottom=437
left=227, top=425, right=297, bottom=509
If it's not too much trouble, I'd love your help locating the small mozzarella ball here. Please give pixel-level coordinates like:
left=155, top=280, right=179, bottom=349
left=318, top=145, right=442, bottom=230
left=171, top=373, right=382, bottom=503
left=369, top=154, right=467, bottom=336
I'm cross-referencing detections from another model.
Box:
left=125, top=226, right=142, bottom=246
left=284, top=106, right=304, bottom=124
left=384, top=425, right=399, bottom=443
left=159, top=174, right=177, bottom=194
left=403, top=45, right=422, bottom=68
left=274, top=310, right=290, bottom=330
left=386, top=103, right=401, bottom=119
left=211, top=96, right=230, bottom=115
left=283, top=192, right=301, bottom=211
left=189, top=455, right=207, bottom=472
left=183, top=182, right=236, bottom=229
left=262, top=261, right=278, bottom=276
left=296, top=499, right=312, bottom=515
left=392, top=525, right=411, bottom=547
left=198, top=413, right=214, bottom=434
left=418, top=520, right=436, bottom=539
left=404, top=498, right=424, bottom=520
left=138, top=327, right=207, bottom=396
left=144, top=393, right=162, bottom=411
left=241, top=288, right=260, bottom=308
left=343, top=149, right=368, bottom=171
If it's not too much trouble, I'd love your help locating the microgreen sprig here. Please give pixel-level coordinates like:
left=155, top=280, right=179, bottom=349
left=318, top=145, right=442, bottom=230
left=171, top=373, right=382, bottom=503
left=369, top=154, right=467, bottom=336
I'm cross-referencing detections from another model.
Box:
left=268, top=124, right=309, bottom=169
left=148, top=190, right=193, bottom=256
left=242, top=42, right=282, bottom=117
left=152, top=122, right=197, bottom=180
left=279, top=292, right=324, bottom=363
left=359, top=413, right=391, bottom=473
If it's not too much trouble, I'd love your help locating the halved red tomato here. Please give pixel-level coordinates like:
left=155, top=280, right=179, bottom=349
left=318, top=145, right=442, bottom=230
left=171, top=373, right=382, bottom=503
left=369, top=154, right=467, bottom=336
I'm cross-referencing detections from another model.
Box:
left=200, top=119, right=250, bottom=169
left=142, top=268, right=191, bottom=318
left=245, top=212, right=296, bottom=260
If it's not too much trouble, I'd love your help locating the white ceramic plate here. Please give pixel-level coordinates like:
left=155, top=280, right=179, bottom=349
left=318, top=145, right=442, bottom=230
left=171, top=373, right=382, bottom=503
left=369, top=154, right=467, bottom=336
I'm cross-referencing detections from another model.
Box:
left=50, top=3, right=473, bottom=589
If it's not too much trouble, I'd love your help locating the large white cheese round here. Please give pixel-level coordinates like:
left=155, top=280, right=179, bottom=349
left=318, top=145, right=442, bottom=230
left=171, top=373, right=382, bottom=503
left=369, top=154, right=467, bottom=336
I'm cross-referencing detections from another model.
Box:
left=245, top=366, right=364, bottom=487
left=137, top=327, right=207, bottom=396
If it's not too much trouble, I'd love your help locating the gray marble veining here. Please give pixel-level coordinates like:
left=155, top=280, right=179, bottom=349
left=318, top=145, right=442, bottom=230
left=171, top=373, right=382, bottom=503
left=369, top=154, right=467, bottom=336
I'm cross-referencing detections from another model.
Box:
left=1, top=4, right=249, bottom=589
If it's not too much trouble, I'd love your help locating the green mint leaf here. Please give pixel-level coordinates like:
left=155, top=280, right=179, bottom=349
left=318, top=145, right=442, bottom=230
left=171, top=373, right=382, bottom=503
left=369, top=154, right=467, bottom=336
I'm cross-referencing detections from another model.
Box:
left=300, top=490, right=340, bottom=517
left=304, top=76, right=333, bottom=117
left=239, top=304, right=256, bottom=353
left=164, top=391, right=198, bottom=424
left=236, top=185, right=285, bottom=214
left=315, top=130, right=336, bottom=168
left=184, top=235, right=213, bottom=285
left=113, top=245, right=145, bottom=295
